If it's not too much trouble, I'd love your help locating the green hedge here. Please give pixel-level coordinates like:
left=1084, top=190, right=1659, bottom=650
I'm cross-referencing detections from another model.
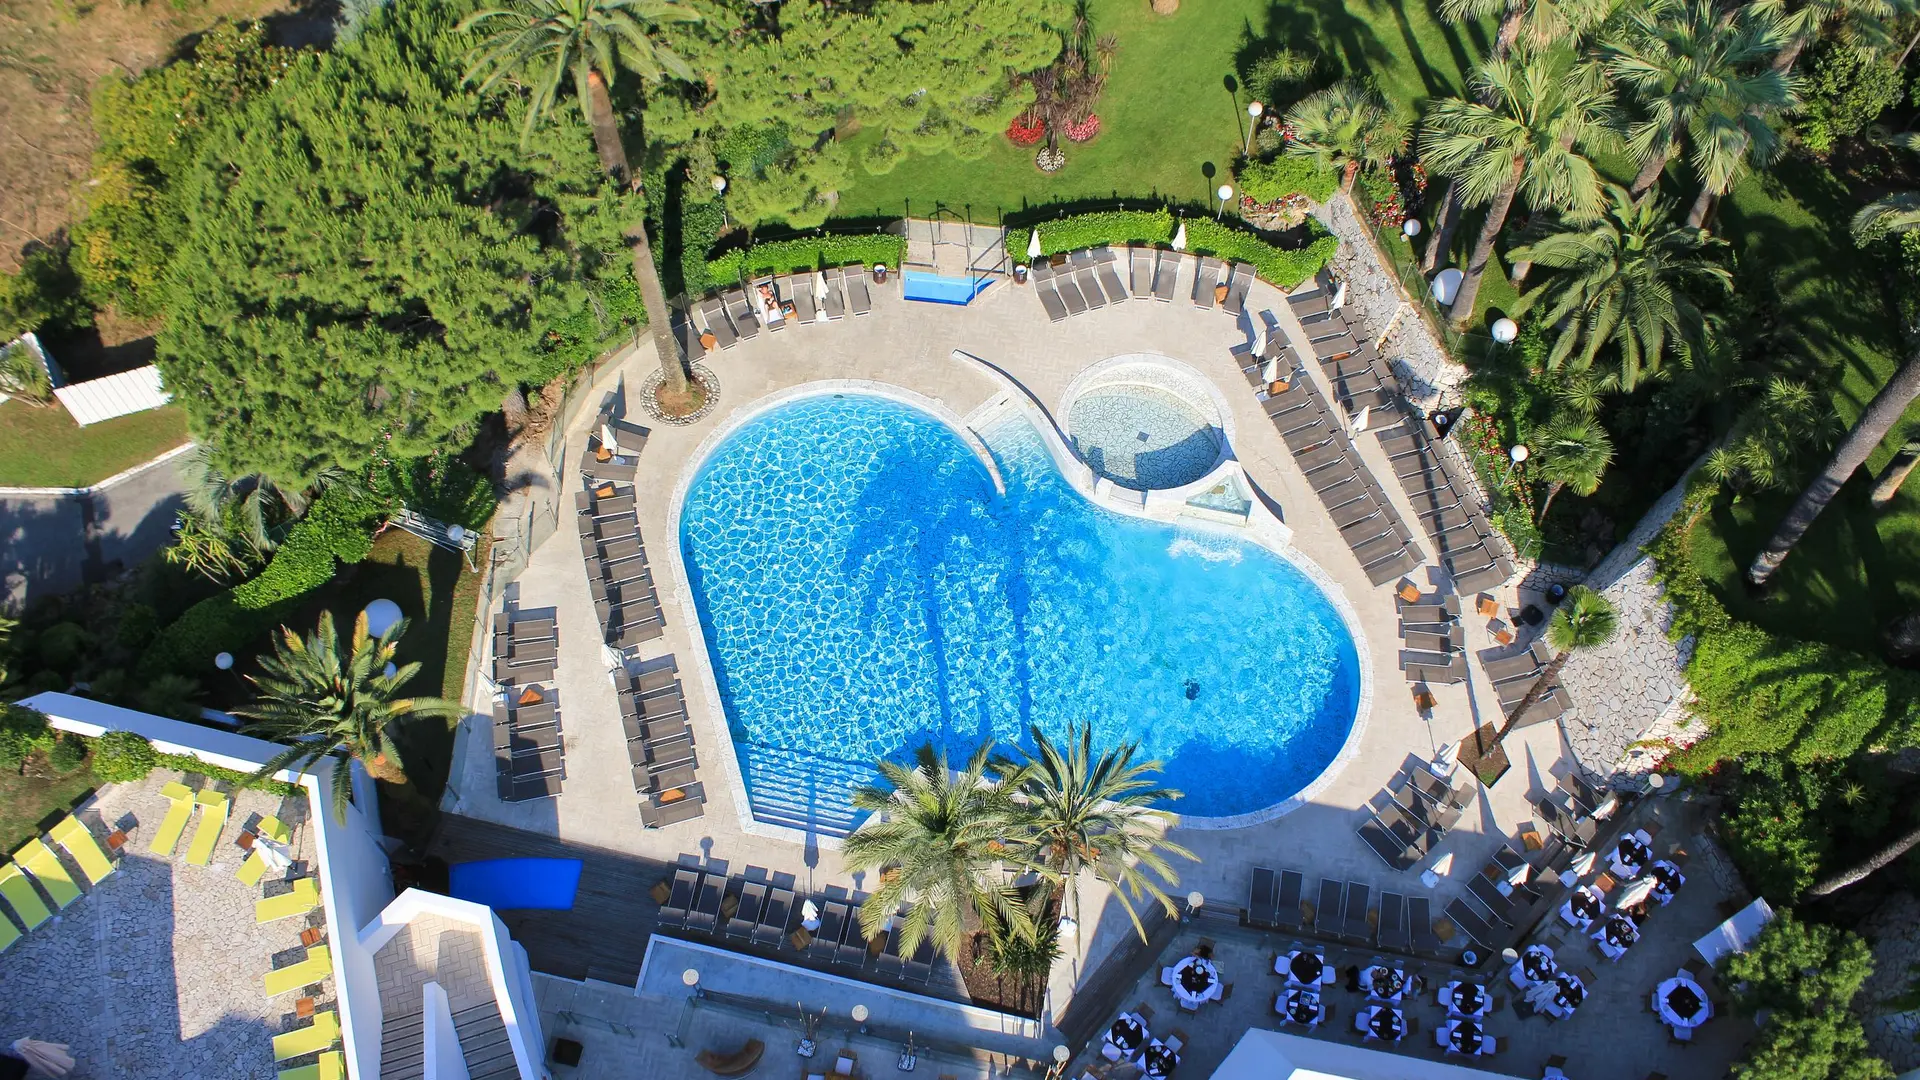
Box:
left=87, top=729, right=300, bottom=795
left=1183, top=217, right=1340, bottom=291
left=0, top=704, right=53, bottom=770
left=143, top=485, right=384, bottom=677
left=1235, top=157, right=1340, bottom=205
left=707, top=234, right=906, bottom=284
left=1004, top=210, right=1174, bottom=261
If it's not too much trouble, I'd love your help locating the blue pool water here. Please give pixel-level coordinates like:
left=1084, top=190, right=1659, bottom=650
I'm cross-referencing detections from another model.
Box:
left=902, top=271, right=991, bottom=305
left=678, top=394, right=1361, bottom=832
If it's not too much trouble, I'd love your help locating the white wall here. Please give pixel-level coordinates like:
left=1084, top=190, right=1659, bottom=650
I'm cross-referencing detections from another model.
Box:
left=422, top=982, right=472, bottom=1080
left=21, top=692, right=396, bottom=1080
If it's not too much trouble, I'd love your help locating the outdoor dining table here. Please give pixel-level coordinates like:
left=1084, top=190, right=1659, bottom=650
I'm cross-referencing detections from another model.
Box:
left=1278, top=987, right=1320, bottom=1026
left=1656, top=975, right=1713, bottom=1029
left=1171, top=955, right=1221, bottom=1008
left=1106, top=1014, right=1149, bottom=1055
left=1442, top=980, right=1490, bottom=1017
left=1601, top=913, right=1640, bottom=948
left=1280, top=950, right=1327, bottom=987
left=1363, top=1005, right=1406, bottom=1042
left=1611, top=831, right=1654, bottom=879
left=1651, top=860, right=1686, bottom=905
left=1528, top=971, right=1586, bottom=1018
left=1560, top=886, right=1605, bottom=928
left=1137, top=1039, right=1179, bottom=1078
left=1363, top=965, right=1407, bottom=1002
left=1510, top=944, right=1558, bottom=987
left=1445, top=1017, right=1489, bottom=1056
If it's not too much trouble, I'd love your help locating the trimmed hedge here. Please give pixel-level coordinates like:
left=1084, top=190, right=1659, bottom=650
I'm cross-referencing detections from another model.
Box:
left=1183, top=217, right=1340, bottom=290
left=707, top=234, right=906, bottom=284
left=87, top=729, right=299, bottom=795
left=1235, top=157, right=1340, bottom=205
left=1004, top=209, right=1174, bottom=261
left=143, top=485, right=383, bottom=677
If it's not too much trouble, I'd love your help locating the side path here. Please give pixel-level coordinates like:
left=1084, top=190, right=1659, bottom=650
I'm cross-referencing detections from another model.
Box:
left=0, top=443, right=192, bottom=610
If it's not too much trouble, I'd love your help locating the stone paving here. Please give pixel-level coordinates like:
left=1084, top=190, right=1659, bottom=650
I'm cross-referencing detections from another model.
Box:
left=0, top=772, right=328, bottom=1079
left=1858, top=892, right=1920, bottom=1071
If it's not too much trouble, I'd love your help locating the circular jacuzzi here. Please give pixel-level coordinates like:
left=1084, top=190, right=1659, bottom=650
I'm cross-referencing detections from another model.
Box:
left=1062, top=355, right=1230, bottom=491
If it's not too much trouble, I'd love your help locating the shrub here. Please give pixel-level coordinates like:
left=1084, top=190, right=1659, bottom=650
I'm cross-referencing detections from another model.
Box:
left=1796, top=44, right=1903, bottom=156
left=1236, top=157, right=1339, bottom=205
left=1007, top=114, right=1046, bottom=147
left=706, top=234, right=907, bottom=285
left=91, top=729, right=160, bottom=783
left=366, top=451, right=494, bottom=531
left=0, top=705, right=53, bottom=770
left=0, top=244, right=91, bottom=342
left=47, top=733, right=89, bottom=776
left=1182, top=217, right=1341, bottom=290
left=1004, top=209, right=1173, bottom=261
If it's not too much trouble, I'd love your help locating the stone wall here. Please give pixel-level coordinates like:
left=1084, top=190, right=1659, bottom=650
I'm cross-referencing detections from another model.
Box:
left=1858, top=892, right=1920, bottom=1072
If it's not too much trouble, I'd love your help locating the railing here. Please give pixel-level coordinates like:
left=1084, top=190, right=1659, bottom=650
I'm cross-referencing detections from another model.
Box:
left=683, top=988, right=1053, bottom=1076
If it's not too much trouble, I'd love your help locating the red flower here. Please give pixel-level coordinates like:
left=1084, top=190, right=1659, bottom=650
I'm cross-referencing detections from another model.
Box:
left=1006, top=115, right=1046, bottom=147
left=1065, top=113, right=1101, bottom=143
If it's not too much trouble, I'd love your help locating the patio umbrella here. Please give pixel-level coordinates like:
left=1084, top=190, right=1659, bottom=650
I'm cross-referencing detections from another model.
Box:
left=1028, top=228, right=1043, bottom=261
left=11, top=1039, right=74, bottom=1078
left=602, top=421, right=621, bottom=454
left=1254, top=326, right=1269, bottom=356
left=1331, top=281, right=1347, bottom=310
left=1428, top=851, right=1455, bottom=877
left=1430, top=742, right=1458, bottom=774
left=1172, top=220, right=1187, bottom=251
left=1350, top=405, right=1371, bottom=433
left=815, top=270, right=829, bottom=300
left=1570, top=850, right=1598, bottom=878
left=1615, top=875, right=1659, bottom=910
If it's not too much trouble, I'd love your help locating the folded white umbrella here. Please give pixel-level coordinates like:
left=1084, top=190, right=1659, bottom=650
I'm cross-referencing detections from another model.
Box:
left=1254, top=326, right=1269, bottom=355
left=1331, top=281, right=1347, bottom=310
left=1570, top=850, right=1598, bottom=878
left=1430, top=742, right=1458, bottom=775
left=1615, top=875, right=1659, bottom=910
left=13, top=1039, right=74, bottom=1078
left=1027, top=228, right=1043, bottom=261
left=601, top=421, right=621, bottom=454
left=1172, top=220, right=1187, bottom=251
left=814, top=270, right=829, bottom=300
left=256, top=837, right=294, bottom=873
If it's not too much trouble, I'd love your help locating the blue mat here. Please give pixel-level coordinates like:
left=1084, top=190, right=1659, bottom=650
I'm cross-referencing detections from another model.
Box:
left=449, top=858, right=583, bottom=911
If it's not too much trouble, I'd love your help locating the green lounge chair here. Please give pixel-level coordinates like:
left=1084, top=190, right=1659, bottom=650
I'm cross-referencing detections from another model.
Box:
left=277, top=1050, right=343, bottom=1080
left=186, top=789, right=230, bottom=867
left=256, top=878, right=319, bottom=924
left=14, top=839, right=81, bottom=909
left=0, top=915, right=17, bottom=954
left=48, top=816, right=114, bottom=886
left=264, top=945, right=332, bottom=996
left=237, top=816, right=291, bottom=886
left=0, top=863, right=52, bottom=929
left=149, top=782, right=196, bottom=856
left=271, top=1011, right=340, bottom=1062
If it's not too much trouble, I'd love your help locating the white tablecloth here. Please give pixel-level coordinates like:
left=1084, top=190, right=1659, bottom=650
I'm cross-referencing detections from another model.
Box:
left=1656, top=976, right=1712, bottom=1028
left=1170, top=956, right=1221, bottom=1008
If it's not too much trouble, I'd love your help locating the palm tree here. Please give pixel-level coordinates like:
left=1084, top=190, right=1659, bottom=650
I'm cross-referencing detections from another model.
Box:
left=459, top=0, right=704, bottom=412
left=1532, top=413, right=1616, bottom=520
left=1806, top=814, right=1920, bottom=896
left=1497, top=585, right=1617, bottom=739
left=1420, top=50, right=1608, bottom=330
left=844, top=742, right=1033, bottom=964
left=1604, top=0, right=1793, bottom=200
left=1283, top=82, right=1409, bottom=192
left=1755, top=0, right=1899, bottom=77
left=1508, top=186, right=1730, bottom=389
left=998, top=723, right=1196, bottom=943
left=1747, top=193, right=1920, bottom=585
left=238, top=611, right=463, bottom=820
left=1869, top=435, right=1920, bottom=509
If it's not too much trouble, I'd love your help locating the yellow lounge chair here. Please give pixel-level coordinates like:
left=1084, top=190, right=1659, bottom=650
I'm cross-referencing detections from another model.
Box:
left=0, top=863, right=52, bottom=929
left=14, top=839, right=80, bottom=909
left=185, top=789, right=230, bottom=867
left=277, top=1050, right=343, bottom=1080
left=149, top=782, right=196, bottom=856
left=0, top=916, right=17, bottom=954
left=264, top=945, right=332, bottom=996
left=271, top=1011, right=340, bottom=1062
left=237, top=815, right=292, bottom=886
left=256, top=878, right=319, bottom=924
left=48, top=816, right=114, bottom=886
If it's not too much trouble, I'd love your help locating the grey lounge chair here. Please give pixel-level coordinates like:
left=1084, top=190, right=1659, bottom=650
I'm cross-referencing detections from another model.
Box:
left=1192, top=257, right=1221, bottom=307
left=1445, top=896, right=1499, bottom=949
left=1276, top=869, right=1305, bottom=930
left=1403, top=652, right=1467, bottom=685
left=1095, top=253, right=1127, bottom=301
left=1075, top=266, right=1107, bottom=308
left=754, top=886, right=795, bottom=948
left=1151, top=253, right=1178, bottom=301
left=1359, top=816, right=1419, bottom=870
left=699, top=296, right=738, bottom=349
left=877, top=923, right=908, bottom=979
left=1313, top=879, right=1343, bottom=936
left=791, top=284, right=817, bottom=324
left=1130, top=248, right=1154, bottom=296
left=1036, top=280, right=1069, bottom=322
left=846, top=268, right=873, bottom=315
left=903, top=937, right=935, bottom=983
left=687, top=873, right=724, bottom=934
left=1221, top=262, right=1254, bottom=316
left=672, top=308, right=705, bottom=360
left=837, top=906, right=869, bottom=966
left=810, top=900, right=847, bottom=962
left=1056, top=272, right=1089, bottom=314
left=727, top=880, right=767, bottom=938
left=1248, top=866, right=1278, bottom=928
left=724, top=288, right=760, bottom=340
left=1341, top=881, right=1372, bottom=943
left=820, top=269, right=846, bottom=320
left=1408, top=896, right=1442, bottom=956
left=1377, top=892, right=1410, bottom=952
left=659, top=868, right=699, bottom=926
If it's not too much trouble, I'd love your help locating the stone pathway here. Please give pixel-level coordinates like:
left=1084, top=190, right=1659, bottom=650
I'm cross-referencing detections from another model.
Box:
left=1858, top=892, right=1920, bottom=1071
left=1315, top=196, right=1461, bottom=410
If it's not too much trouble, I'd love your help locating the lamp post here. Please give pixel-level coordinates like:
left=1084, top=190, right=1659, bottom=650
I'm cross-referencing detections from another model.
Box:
left=852, top=1003, right=870, bottom=1035
left=214, top=652, right=233, bottom=671
left=1402, top=218, right=1422, bottom=243
left=683, top=967, right=703, bottom=1000
left=1503, top=443, right=1530, bottom=481
left=713, top=174, right=729, bottom=228
left=1185, top=890, right=1205, bottom=922
left=1215, top=184, right=1233, bottom=220
left=1491, top=317, right=1518, bottom=346
left=1243, top=101, right=1263, bottom=156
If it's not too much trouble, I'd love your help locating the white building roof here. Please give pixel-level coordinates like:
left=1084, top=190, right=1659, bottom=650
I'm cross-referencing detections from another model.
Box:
left=1208, top=1028, right=1514, bottom=1080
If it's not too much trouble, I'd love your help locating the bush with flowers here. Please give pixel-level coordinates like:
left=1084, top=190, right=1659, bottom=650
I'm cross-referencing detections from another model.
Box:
left=1036, top=146, right=1066, bottom=172
left=1064, top=113, right=1101, bottom=143
left=1006, top=113, right=1046, bottom=147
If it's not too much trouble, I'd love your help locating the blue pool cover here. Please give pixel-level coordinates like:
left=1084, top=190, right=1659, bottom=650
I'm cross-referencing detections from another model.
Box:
left=903, top=270, right=990, bottom=305
left=449, top=858, right=583, bottom=910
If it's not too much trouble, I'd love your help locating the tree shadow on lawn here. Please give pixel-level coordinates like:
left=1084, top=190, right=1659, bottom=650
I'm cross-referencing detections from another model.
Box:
left=1234, top=0, right=1390, bottom=95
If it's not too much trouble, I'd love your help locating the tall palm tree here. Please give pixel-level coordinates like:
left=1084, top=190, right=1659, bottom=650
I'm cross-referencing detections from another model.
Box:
left=238, top=611, right=463, bottom=820
left=844, top=742, right=1033, bottom=964
left=1420, top=49, right=1609, bottom=329
left=1869, top=435, right=1920, bottom=509
left=1509, top=186, right=1729, bottom=389
left=1604, top=0, right=1793, bottom=200
left=1807, top=812, right=1920, bottom=896
left=1746, top=191, right=1920, bottom=585
left=1754, top=0, right=1899, bottom=77
left=998, top=723, right=1196, bottom=942
left=1283, top=82, right=1409, bottom=192
left=1533, top=413, right=1616, bottom=519
left=459, top=0, right=703, bottom=411
left=1497, top=585, right=1617, bottom=740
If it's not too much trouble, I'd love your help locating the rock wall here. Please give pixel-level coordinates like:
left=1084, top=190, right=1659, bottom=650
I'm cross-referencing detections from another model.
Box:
left=1858, top=892, right=1920, bottom=1073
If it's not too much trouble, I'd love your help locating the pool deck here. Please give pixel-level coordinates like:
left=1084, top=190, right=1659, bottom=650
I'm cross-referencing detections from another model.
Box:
left=444, top=268, right=1637, bottom=1064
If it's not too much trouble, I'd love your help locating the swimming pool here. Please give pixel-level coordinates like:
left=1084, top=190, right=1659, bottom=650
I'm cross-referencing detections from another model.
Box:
left=902, top=271, right=991, bottom=305
left=678, top=393, right=1362, bottom=833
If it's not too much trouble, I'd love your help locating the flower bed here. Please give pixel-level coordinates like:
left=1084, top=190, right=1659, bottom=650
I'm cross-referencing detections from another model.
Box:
left=1064, top=113, right=1101, bottom=143
left=1007, top=114, right=1046, bottom=147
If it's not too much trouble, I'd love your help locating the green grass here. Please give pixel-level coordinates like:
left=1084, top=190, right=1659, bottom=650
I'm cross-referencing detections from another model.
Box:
left=0, top=401, right=189, bottom=488
left=831, top=0, right=1488, bottom=221
left=0, top=751, right=97, bottom=854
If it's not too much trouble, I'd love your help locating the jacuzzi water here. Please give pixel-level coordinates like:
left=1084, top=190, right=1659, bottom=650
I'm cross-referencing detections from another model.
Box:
left=902, top=271, right=991, bottom=305
left=678, top=393, right=1361, bottom=832
left=1067, top=384, right=1224, bottom=491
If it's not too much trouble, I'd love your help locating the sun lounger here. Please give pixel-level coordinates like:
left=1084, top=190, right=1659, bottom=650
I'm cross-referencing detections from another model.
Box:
left=672, top=307, right=706, bottom=359
left=149, top=781, right=196, bottom=856
left=272, top=1011, right=340, bottom=1062
left=1364, top=545, right=1422, bottom=587
left=820, top=270, right=846, bottom=319
left=1248, top=866, right=1278, bottom=927
left=810, top=900, right=848, bottom=962
left=0, top=917, right=20, bottom=954
left=1409, top=895, right=1442, bottom=956
left=727, top=880, right=767, bottom=939
left=1055, top=271, right=1089, bottom=314
left=700, top=296, right=738, bottom=349
left=1341, top=881, right=1372, bottom=942
left=1313, top=879, right=1343, bottom=935
left=1443, top=898, right=1497, bottom=950
left=1409, top=769, right=1471, bottom=812
left=1095, top=257, right=1127, bottom=303
left=277, top=1050, right=344, bottom=1080
left=755, top=886, right=794, bottom=948
left=185, top=789, right=229, bottom=867
left=498, top=771, right=563, bottom=802
left=15, top=838, right=80, bottom=909
left=1191, top=258, right=1220, bottom=308
left=1130, top=248, right=1154, bottom=296
left=1377, top=891, right=1410, bottom=952
left=1289, top=285, right=1331, bottom=318
left=1359, top=816, right=1422, bottom=871
left=642, top=786, right=707, bottom=828
left=1484, top=643, right=1550, bottom=683
left=1222, top=263, right=1254, bottom=316
left=1404, top=628, right=1463, bottom=655
left=1073, top=266, right=1106, bottom=308
left=791, top=282, right=817, bottom=324
left=903, top=935, right=936, bottom=983
left=49, top=816, right=114, bottom=886
left=659, top=868, right=699, bottom=925
left=846, top=269, right=873, bottom=315
left=1151, top=253, right=1178, bottom=301
left=1464, top=871, right=1517, bottom=926
left=1267, top=869, right=1303, bottom=931
left=0, top=862, right=52, bottom=929
left=264, top=945, right=333, bottom=997
left=836, top=911, right=869, bottom=967
left=256, top=877, right=320, bottom=924
left=688, top=872, right=725, bottom=934
left=724, top=288, right=760, bottom=340
left=1454, top=557, right=1515, bottom=595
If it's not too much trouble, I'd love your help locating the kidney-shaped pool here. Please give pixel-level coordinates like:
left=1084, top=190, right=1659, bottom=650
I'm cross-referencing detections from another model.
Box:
left=676, top=392, right=1362, bottom=832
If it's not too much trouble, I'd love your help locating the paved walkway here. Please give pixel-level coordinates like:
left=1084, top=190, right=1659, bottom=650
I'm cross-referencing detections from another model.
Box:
left=0, top=444, right=190, bottom=611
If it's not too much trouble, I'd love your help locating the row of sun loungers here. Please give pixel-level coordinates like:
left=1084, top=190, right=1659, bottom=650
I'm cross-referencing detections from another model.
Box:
left=684, top=267, right=873, bottom=358
left=1285, top=275, right=1397, bottom=417
left=1534, top=769, right=1608, bottom=849
left=492, top=612, right=566, bottom=802
left=1398, top=588, right=1467, bottom=685
left=578, top=397, right=648, bottom=483
left=622, top=666, right=707, bottom=828
left=577, top=481, right=666, bottom=651
left=1362, top=406, right=1516, bottom=597
left=1246, top=869, right=1443, bottom=957
left=1030, top=246, right=1260, bottom=322
left=1481, top=638, right=1573, bottom=727
left=1358, top=766, right=1472, bottom=871
left=656, top=867, right=939, bottom=984
left=0, top=814, right=119, bottom=953
left=1238, top=340, right=1422, bottom=586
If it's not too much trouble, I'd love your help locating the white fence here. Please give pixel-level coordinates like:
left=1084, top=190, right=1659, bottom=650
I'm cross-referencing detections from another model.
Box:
left=51, top=364, right=171, bottom=425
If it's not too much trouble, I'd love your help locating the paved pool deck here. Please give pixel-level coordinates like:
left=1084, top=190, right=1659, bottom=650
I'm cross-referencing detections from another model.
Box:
left=444, top=263, right=1636, bottom=1056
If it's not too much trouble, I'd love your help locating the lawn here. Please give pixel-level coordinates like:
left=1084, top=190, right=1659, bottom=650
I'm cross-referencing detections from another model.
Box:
left=0, top=401, right=189, bottom=488
left=0, top=751, right=97, bottom=854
